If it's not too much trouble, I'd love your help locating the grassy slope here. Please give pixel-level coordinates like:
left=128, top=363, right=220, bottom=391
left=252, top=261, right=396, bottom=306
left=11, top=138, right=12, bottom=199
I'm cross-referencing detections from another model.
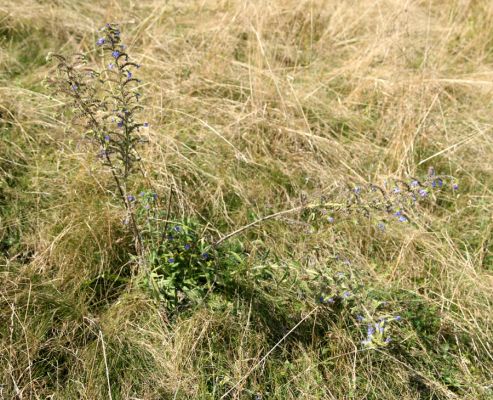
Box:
left=1, top=0, right=493, bottom=398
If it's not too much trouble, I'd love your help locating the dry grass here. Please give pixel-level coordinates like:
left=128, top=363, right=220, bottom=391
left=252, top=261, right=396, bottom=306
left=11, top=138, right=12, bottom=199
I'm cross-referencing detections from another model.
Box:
left=1, top=0, right=493, bottom=399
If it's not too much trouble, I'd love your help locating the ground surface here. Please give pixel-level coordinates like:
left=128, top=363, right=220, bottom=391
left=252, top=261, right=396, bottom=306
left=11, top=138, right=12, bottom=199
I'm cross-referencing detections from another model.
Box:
left=1, top=0, right=493, bottom=399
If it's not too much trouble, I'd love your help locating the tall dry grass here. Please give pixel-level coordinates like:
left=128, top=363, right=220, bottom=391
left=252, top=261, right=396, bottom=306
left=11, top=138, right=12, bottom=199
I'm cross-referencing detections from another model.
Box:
left=1, top=0, right=492, bottom=398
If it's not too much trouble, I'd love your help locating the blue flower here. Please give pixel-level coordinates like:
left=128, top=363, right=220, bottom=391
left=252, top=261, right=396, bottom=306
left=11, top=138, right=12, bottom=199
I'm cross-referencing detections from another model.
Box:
left=342, top=291, right=351, bottom=298
left=367, top=325, right=375, bottom=336
left=152, top=193, right=158, bottom=200
left=112, top=50, right=120, bottom=59
left=398, top=216, right=408, bottom=223
left=96, top=37, right=105, bottom=46
left=393, top=187, right=400, bottom=193
left=140, top=191, right=145, bottom=196
left=143, top=122, right=149, bottom=127
left=127, top=195, right=135, bottom=202
left=327, top=216, right=335, bottom=223
left=104, top=135, right=110, bottom=142
left=453, top=184, right=459, bottom=191
left=394, top=315, right=402, bottom=321
left=108, top=63, right=114, bottom=69
left=327, top=297, right=335, bottom=304
left=356, top=314, right=364, bottom=322
left=184, top=244, right=191, bottom=250
left=394, top=210, right=402, bottom=217
left=117, top=120, right=124, bottom=128
left=168, top=257, right=175, bottom=263
left=127, top=71, right=132, bottom=79
left=419, top=189, right=428, bottom=197
left=71, top=84, right=78, bottom=91
left=354, top=186, right=361, bottom=194
left=201, top=252, right=209, bottom=260
left=410, top=180, right=419, bottom=187
left=174, top=226, right=181, bottom=232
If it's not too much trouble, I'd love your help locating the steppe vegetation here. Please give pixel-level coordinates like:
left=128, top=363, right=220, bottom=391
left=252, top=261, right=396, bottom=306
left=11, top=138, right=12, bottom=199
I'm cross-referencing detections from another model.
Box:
left=1, top=1, right=492, bottom=399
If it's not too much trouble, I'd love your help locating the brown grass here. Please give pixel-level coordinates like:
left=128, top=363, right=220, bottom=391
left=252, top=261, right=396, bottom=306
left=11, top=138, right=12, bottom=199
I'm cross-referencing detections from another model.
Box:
left=1, top=0, right=492, bottom=399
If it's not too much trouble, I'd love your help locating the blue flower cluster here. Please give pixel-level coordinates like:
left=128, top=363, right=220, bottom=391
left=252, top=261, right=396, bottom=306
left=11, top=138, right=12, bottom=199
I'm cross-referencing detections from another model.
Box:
left=360, top=315, right=402, bottom=348
left=308, top=172, right=459, bottom=238
left=92, top=24, right=150, bottom=177
left=318, top=265, right=356, bottom=305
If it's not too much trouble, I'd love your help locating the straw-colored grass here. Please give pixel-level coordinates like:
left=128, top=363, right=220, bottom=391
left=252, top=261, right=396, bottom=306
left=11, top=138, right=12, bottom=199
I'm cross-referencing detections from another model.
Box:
left=1, top=0, right=492, bottom=398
